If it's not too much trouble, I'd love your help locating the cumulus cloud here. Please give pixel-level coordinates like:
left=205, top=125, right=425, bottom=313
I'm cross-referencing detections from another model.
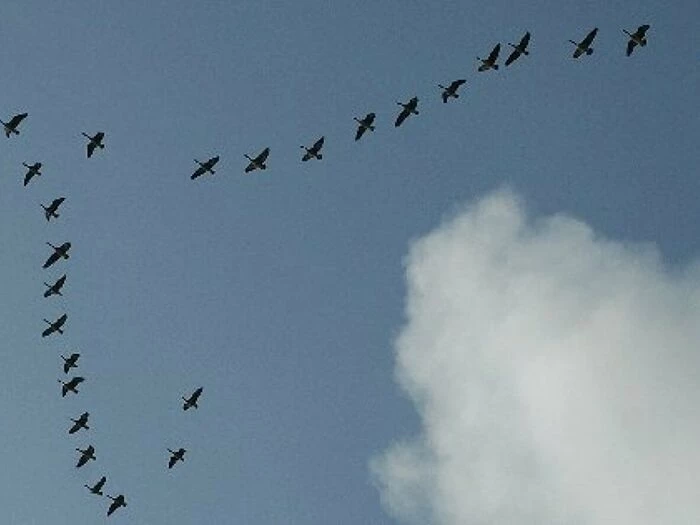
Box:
left=372, top=189, right=700, bottom=525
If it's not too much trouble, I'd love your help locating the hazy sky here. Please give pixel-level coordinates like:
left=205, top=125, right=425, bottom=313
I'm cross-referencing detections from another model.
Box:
left=1, top=1, right=699, bottom=524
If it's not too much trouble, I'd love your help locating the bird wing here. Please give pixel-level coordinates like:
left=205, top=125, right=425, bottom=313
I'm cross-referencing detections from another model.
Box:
left=355, top=125, right=366, bottom=141
left=69, top=376, right=85, bottom=388
left=169, top=456, right=177, bottom=468
left=95, top=476, right=107, bottom=490
left=312, top=136, right=324, bottom=151
left=76, top=454, right=88, bottom=467
left=505, top=49, right=520, bottom=66
left=69, top=421, right=81, bottom=434
left=365, top=113, right=376, bottom=125
left=256, top=147, right=270, bottom=163
left=57, top=314, right=67, bottom=327
left=488, top=43, right=501, bottom=62
left=8, top=113, right=27, bottom=128
left=626, top=40, right=636, bottom=56
left=87, top=142, right=96, bottom=158
left=51, top=197, right=66, bottom=209
left=520, top=31, right=531, bottom=48
left=244, top=161, right=256, bottom=173
left=191, top=166, right=205, bottom=179
left=208, top=156, right=220, bottom=167
left=24, top=171, right=33, bottom=186
left=55, top=275, right=67, bottom=289
left=637, top=24, right=650, bottom=37
left=395, top=108, right=409, bottom=127
left=192, top=387, right=203, bottom=401
left=582, top=28, right=598, bottom=48
left=450, top=79, right=466, bottom=90
left=42, top=325, right=54, bottom=337
left=95, top=131, right=105, bottom=142
left=43, top=251, right=60, bottom=269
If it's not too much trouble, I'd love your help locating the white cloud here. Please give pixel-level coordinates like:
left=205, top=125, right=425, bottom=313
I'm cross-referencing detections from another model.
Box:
left=372, top=189, right=700, bottom=525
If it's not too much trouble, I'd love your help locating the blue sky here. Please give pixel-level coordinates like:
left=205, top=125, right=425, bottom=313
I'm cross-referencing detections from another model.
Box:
left=1, top=1, right=699, bottom=524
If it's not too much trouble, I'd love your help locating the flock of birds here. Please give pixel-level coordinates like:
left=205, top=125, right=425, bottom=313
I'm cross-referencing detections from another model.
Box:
left=187, top=24, right=651, bottom=179
left=4, top=21, right=652, bottom=520
left=5, top=115, right=208, bottom=517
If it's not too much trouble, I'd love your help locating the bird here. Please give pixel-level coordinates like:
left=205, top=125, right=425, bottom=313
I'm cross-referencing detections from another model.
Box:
left=191, top=156, right=220, bottom=179
left=82, top=131, right=105, bottom=158
left=42, top=313, right=67, bottom=337
left=41, top=197, right=66, bottom=221
left=301, top=137, right=325, bottom=161
left=168, top=447, right=187, bottom=469
left=244, top=147, right=270, bottom=173
left=43, top=242, right=71, bottom=269
left=624, top=24, right=650, bottom=56
left=182, top=387, right=203, bottom=410
left=106, top=494, right=127, bottom=516
left=85, top=476, right=107, bottom=495
left=58, top=376, right=84, bottom=397
left=61, top=352, right=80, bottom=373
left=1, top=112, right=28, bottom=138
left=22, top=162, right=42, bottom=186
left=395, top=97, right=419, bottom=127
left=354, top=113, right=376, bottom=141
left=438, top=79, right=466, bottom=103
left=68, top=412, right=90, bottom=434
left=569, top=28, right=598, bottom=58
left=43, top=274, right=67, bottom=298
left=478, top=43, right=501, bottom=71
left=505, top=31, right=531, bottom=66
left=75, top=445, right=96, bottom=468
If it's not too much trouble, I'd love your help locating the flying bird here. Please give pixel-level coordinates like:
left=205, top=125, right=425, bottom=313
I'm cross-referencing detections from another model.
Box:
left=478, top=43, right=501, bottom=71
left=167, top=447, right=187, bottom=469
left=624, top=24, right=650, bottom=56
left=61, top=352, right=80, bottom=374
left=58, top=376, right=84, bottom=397
left=42, top=313, right=67, bottom=337
left=182, top=387, right=203, bottom=410
left=244, top=147, right=270, bottom=173
left=41, top=197, right=66, bottom=221
left=2, top=112, right=28, bottom=138
left=354, top=113, right=376, bottom=141
left=438, top=79, right=466, bottom=103
left=22, top=162, right=42, bottom=186
left=106, top=494, right=127, bottom=516
left=43, top=242, right=71, bottom=269
left=85, top=476, right=107, bottom=496
left=75, top=445, right=96, bottom=468
left=300, top=136, right=325, bottom=161
left=82, top=131, right=105, bottom=158
left=395, top=97, right=419, bottom=127
left=569, top=28, right=598, bottom=58
left=191, top=156, right=219, bottom=180
left=69, top=412, right=90, bottom=434
left=505, top=31, right=531, bottom=66
left=44, top=274, right=67, bottom=298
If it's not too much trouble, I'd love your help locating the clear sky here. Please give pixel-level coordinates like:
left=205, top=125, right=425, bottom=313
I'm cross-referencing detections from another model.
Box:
left=1, top=1, right=698, bottom=524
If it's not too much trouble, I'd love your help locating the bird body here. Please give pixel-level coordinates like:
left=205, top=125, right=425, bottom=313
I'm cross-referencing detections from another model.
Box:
left=570, top=28, right=598, bottom=58
left=22, top=162, right=42, bottom=186
left=301, top=136, right=325, bottom=161
left=44, top=274, right=67, bottom=298
left=59, top=376, right=84, bottom=397
left=168, top=447, right=187, bottom=468
left=2, top=112, right=28, bottom=137
left=478, top=43, right=501, bottom=71
left=438, top=79, right=466, bottom=103
left=505, top=32, right=531, bottom=66
left=75, top=445, right=96, bottom=467
left=182, top=387, right=203, bottom=410
left=43, top=242, right=71, bottom=269
left=42, top=313, right=67, bottom=337
left=82, top=131, right=105, bottom=158
left=191, top=156, right=219, bottom=179
left=354, top=113, right=376, bottom=141
left=624, top=24, right=650, bottom=56
left=244, top=148, right=270, bottom=173
left=395, top=97, right=419, bottom=127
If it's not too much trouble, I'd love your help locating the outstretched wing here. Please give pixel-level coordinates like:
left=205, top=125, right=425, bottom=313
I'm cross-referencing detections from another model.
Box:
left=95, top=476, right=107, bottom=491
left=256, top=147, right=270, bottom=164
left=191, top=166, right=206, bottom=179
left=87, top=142, right=96, bottom=158
left=76, top=454, right=89, bottom=467
left=505, top=49, right=520, bottom=66
left=43, top=251, right=60, bottom=269
left=51, top=197, right=66, bottom=210
left=581, top=28, right=598, bottom=48
left=244, top=161, right=256, bottom=173
left=8, top=113, right=28, bottom=128
left=520, top=31, right=531, bottom=48
left=69, top=420, right=82, bottom=434
left=355, top=124, right=367, bottom=141
left=395, top=107, right=410, bottom=127
left=626, top=40, right=637, bottom=56
left=450, top=79, right=466, bottom=91
left=488, top=43, right=501, bottom=62
left=636, top=24, right=650, bottom=38
left=312, top=136, right=324, bottom=152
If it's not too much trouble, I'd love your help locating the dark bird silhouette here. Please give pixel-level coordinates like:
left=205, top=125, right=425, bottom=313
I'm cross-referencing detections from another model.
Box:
left=624, top=24, right=650, bottom=56
left=44, top=274, right=67, bottom=298
left=43, top=242, right=71, bottom=269
left=85, top=476, right=107, bottom=495
left=478, top=43, right=501, bottom=71
left=61, top=352, right=80, bottom=374
left=41, top=197, right=65, bottom=221
left=42, top=313, right=67, bottom=337
left=244, top=147, right=270, bottom=173
left=395, top=97, right=419, bottom=127
left=301, top=137, right=325, bottom=161
left=570, top=28, right=598, bottom=58
left=75, top=445, right=96, bottom=467
left=82, top=131, right=105, bottom=158
left=106, top=494, right=127, bottom=516
left=59, top=376, right=84, bottom=397
left=2, top=112, right=28, bottom=137
left=191, top=156, right=219, bottom=180
left=354, top=113, right=376, bottom=141
left=168, top=447, right=187, bottom=469
left=69, top=412, right=90, bottom=434
left=438, top=79, right=467, bottom=103
left=182, top=387, right=203, bottom=410
left=505, top=31, right=531, bottom=66
left=22, top=162, right=42, bottom=186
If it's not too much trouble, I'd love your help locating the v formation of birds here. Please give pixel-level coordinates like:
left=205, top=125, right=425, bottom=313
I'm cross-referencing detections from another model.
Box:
left=7, top=23, right=650, bottom=519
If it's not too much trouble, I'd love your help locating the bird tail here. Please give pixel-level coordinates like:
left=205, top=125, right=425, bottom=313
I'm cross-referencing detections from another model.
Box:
left=316, top=154, right=323, bottom=160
